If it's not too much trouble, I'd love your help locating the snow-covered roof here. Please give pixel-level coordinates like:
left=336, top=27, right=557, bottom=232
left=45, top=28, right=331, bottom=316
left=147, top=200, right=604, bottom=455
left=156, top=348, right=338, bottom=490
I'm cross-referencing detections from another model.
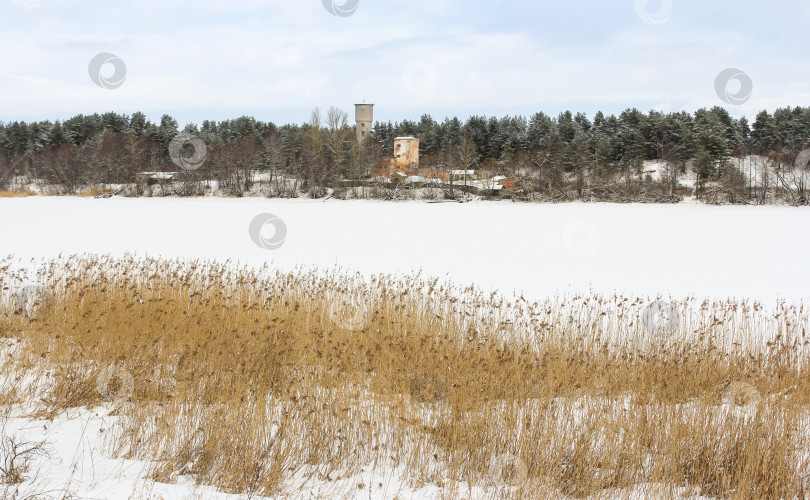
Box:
left=404, top=176, right=428, bottom=184
left=450, top=170, right=475, bottom=175
left=136, top=172, right=177, bottom=179
left=394, top=136, right=418, bottom=141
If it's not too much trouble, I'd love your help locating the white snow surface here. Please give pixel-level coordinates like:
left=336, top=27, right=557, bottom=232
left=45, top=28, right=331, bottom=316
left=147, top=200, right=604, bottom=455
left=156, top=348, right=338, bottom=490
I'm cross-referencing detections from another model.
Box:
left=1, top=407, right=470, bottom=500
left=1, top=197, right=808, bottom=303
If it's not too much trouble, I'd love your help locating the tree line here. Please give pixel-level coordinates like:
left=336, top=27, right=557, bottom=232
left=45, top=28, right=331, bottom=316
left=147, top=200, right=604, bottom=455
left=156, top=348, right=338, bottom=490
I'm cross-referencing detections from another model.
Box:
left=1, top=106, right=809, bottom=203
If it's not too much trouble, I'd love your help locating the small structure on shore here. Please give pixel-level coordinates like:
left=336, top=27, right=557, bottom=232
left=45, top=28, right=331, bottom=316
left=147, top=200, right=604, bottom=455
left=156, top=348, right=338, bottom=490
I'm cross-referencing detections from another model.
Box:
left=135, top=172, right=178, bottom=186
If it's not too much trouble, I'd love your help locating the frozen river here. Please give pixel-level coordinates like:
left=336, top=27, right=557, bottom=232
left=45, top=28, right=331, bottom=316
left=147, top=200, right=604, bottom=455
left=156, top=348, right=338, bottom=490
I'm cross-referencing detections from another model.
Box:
left=1, top=197, right=808, bottom=303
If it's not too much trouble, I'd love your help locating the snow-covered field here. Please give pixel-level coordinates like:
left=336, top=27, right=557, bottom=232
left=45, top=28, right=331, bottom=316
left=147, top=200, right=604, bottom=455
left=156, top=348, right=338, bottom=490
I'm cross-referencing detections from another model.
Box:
left=2, top=197, right=809, bottom=499
left=1, top=406, right=452, bottom=500
left=1, top=197, right=808, bottom=303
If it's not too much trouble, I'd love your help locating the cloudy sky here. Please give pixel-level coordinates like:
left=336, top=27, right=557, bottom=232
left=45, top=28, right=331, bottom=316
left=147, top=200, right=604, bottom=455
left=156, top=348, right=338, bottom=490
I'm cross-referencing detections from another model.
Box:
left=1, top=0, right=808, bottom=127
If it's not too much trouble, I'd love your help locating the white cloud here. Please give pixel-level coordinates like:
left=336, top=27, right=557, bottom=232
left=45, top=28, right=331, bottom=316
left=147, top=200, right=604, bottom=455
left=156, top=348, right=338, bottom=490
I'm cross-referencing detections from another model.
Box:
left=0, top=0, right=807, bottom=125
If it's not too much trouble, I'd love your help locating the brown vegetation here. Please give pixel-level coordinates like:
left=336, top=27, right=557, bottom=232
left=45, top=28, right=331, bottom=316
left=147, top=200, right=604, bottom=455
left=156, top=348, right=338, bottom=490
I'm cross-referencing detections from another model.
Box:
left=0, top=191, right=36, bottom=198
left=1, top=256, right=809, bottom=498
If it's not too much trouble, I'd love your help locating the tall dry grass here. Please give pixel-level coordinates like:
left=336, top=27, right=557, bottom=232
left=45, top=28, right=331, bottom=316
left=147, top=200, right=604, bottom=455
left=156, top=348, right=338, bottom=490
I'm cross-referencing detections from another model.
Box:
left=1, top=255, right=809, bottom=498
left=0, top=191, right=37, bottom=198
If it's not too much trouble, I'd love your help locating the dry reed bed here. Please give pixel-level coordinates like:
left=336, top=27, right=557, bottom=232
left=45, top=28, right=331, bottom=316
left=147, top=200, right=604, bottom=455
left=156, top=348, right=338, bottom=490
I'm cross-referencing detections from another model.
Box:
left=1, top=255, right=810, bottom=498
left=0, top=191, right=37, bottom=198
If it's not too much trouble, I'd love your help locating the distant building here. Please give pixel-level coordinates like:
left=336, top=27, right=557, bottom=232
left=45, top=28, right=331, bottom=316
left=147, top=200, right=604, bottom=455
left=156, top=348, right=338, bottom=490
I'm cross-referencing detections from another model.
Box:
left=450, top=169, right=477, bottom=182
left=393, top=137, right=420, bottom=170
left=355, top=103, right=373, bottom=143
left=374, top=136, right=421, bottom=178
left=356, top=104, right=512, bottom=196
left=135, top=172, right=178, bottom=186
left=494, top=175, right=515, bottom=191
